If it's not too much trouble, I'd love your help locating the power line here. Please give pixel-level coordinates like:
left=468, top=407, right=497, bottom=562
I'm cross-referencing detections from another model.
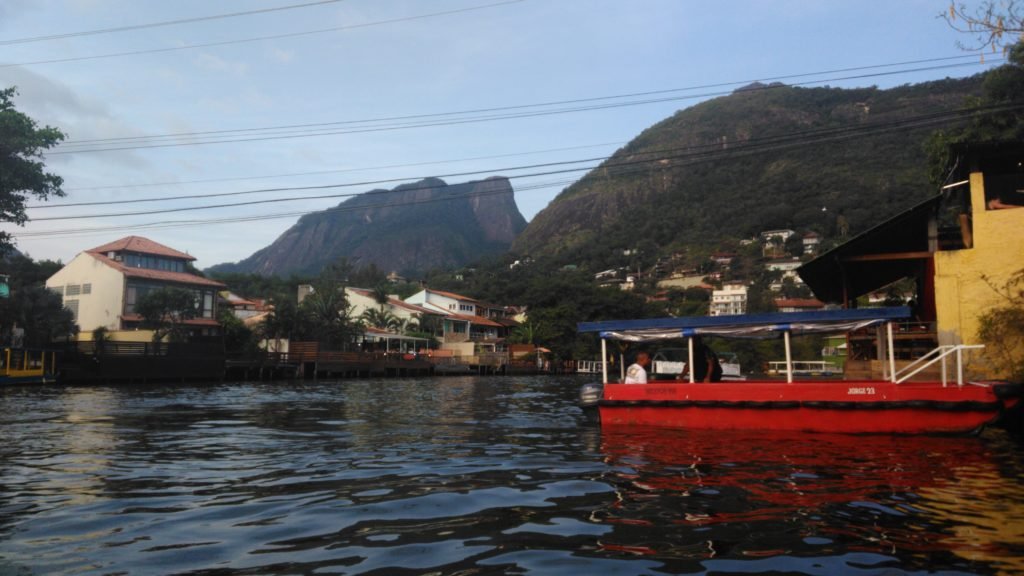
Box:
left=16, top=179, right=575, bottom=240
left=59, top=141, right=623, bottom=193
left=0, top=1, right=525, bottom=68
left=24, top=100, right=1024, bottom=224
left=0, top=0, right=346, bottom=46
left=59, top=53, right=992, bottom=148
left=48, top=58, right=1003, bottom=156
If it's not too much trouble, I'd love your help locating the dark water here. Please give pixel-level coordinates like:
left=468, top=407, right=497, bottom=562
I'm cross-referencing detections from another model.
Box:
left=1, top=376, right=1023, bottom=575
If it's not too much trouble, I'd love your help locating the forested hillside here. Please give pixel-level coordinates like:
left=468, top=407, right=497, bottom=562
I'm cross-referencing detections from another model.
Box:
left=513, top=77, right=985, bottom=270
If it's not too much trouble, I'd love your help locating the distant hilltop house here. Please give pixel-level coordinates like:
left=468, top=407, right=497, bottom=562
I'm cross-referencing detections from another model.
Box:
left=46, top=236, right=225, bottom=337
left=802, top=232, right=821, bottom=255
left=764, top=257, right=806, bottom=292
left=798, top=141, right=1024, bottom=379
left=760, top=229, right=796, bottom=258
left=710, top=282, right=748, bottom=316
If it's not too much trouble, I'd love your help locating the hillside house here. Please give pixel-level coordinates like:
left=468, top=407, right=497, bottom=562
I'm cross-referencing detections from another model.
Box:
left=802, top=232, right=822, bottom=255
left=710, top=282, right=748, bottom=316
left=765, top=257, right=806, bottom=291
left=760, top=229, right=796, bottom=258
left=46, top=236, right=225, bottom=336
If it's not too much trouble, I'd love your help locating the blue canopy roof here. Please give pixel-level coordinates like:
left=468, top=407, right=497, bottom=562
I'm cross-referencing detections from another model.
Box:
left=578, top=307, right=911, bottom=342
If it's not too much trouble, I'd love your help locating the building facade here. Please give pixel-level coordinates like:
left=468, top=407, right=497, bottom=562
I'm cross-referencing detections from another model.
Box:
left=710, top=283, right=748, bottom=316
left=46, top=236, right=225, bottom=336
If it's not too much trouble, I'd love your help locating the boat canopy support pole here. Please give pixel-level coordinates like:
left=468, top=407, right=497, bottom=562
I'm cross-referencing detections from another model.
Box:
left=620, top=352, right=625, bottom=382
left=887, top=322, right=896, bottom=383
left=784, top=330, right=793, bottom=384
left=688, top=337, right=696, bottom=383
left=601, top=338, right=608, bottom=385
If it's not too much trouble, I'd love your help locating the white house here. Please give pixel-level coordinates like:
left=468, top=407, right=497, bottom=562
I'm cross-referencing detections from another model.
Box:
left=802, top=232, right=822, bottom=255
left=405, top=288, right=511, bottom=344
left=45, top=236, right=225, bottom=336
left=710, top=282, right=748, bottom=316
left=346, top=287, right=441, bottom=328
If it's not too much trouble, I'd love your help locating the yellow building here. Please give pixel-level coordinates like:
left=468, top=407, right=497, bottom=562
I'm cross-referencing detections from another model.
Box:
left=799, top=142, right=1023, bottom=379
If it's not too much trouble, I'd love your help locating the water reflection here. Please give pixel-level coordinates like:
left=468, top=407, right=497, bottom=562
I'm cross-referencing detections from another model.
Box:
left=0, top=378, right=1021, bottom=575
left=597, top=426, right=1024, bottom=574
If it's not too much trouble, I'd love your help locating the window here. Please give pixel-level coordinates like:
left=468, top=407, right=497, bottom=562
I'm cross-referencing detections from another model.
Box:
left=65, top=284, right=81, bottom=296
left=82, top=283, right=92, bottom=295
left=459, top=304, right=473, bottom=312
left=65, top=299, right=79, bottom=321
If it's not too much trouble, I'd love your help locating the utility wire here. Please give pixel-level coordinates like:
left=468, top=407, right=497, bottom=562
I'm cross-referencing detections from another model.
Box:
left=0, top=1, right=525, bottom=68
left=48, top=59, right=1003, bottom=155
left=0, top=0, right=346, bottom=46
left=15, top=179, right=574, bottom=239
left=59, top=53, right=993, bottom=148
left=36, top=96, right=1021, bottom=211
left=60, top=141, right=623, bottom=193
left=24, top=100, right=1024, bottom=223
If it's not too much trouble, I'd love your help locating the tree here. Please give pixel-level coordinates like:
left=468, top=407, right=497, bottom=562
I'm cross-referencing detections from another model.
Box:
left=371, top=284, right=391, bottom=311
left=977, top=268, right=1024, bottom=381
left=0, top=87, right=66, bottom=255
left=0, top=254, right=75, bottom=346
left=135, top=287, right=197, bottom=344
left=260, top=295, right=302, bottom=352
left=926, top=41, right=1024, bottom=185
left=218, top=308, right=258, bottom=356
left=509, top=320, right=555, bottom=346
left=361, top=308, right=398, bottom=331
left=944, top=2, right=1024, bottom=52
left=300, top=259, right=359, bottom=349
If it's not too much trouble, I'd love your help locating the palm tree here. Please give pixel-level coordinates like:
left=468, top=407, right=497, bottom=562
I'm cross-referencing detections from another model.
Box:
left=361, top=308, right=398, bottom=331
left=371, top=284, right=391, bottom=312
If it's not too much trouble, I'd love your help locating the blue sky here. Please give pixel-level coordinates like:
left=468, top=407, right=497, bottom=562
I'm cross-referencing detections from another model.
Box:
left=0, top=0, right=1001, bottom=268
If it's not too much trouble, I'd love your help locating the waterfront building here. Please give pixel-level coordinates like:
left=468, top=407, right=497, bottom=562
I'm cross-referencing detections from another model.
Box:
left=45, top=236, right=225, bottom=336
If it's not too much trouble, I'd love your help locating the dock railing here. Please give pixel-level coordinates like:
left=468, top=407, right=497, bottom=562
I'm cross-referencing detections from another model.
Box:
left=577, top=360, right=606, bottom=374
left=893, top=344, right=985, bottom=386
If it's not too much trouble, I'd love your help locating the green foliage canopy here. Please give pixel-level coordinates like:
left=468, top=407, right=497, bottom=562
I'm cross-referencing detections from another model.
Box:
left=0, top=87, right=65, bottom=255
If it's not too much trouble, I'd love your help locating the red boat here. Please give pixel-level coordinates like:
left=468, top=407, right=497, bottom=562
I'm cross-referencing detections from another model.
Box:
left=577, top=307, right=1021, bottom=434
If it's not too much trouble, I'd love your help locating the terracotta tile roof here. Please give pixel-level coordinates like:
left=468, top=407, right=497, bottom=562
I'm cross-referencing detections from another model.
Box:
left=428, top=288, right=479, bottom=303
left=87, top=236, right=196, bottom=261
left=449, top=313, right=503, bottom=328
left=391, top=299, right=442, bottom=315
left=89, top=253, right=226, bottom=288
left=774, top=298, right=826, bottom=309
left=349, top=287, right=441, bottom=316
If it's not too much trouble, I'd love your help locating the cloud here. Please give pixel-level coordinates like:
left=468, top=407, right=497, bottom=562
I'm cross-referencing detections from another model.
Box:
left=194, top=52, right=249, bottom=76
left=0, top=65, right=150, bottom=172
left=270, top=47, right=295, bottom=64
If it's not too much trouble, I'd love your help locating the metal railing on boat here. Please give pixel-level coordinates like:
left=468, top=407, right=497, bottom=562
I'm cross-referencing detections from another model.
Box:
left=577, top=360, right=606, bottom=374
left=893, top=344, right=985, bottom=386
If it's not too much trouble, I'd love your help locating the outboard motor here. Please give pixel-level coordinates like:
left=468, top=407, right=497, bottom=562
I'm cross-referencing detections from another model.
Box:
left=579, top=381, right=604, bottom=408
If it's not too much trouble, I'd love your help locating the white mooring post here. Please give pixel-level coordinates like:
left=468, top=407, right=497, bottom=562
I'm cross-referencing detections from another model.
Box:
left=687, top=337, right=696, bottom=383
left=601, top=338, right=608, bottom=385
left=784, top=330, right=793, bottom=384
left=887, top=322, right=896, bottom=383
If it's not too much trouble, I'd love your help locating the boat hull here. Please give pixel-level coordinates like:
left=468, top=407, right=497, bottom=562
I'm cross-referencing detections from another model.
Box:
left=597, top=380, right=1021, bottom=434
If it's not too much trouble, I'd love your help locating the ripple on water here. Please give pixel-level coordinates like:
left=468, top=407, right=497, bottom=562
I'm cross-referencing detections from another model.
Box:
left=0, top=377, right=1022, bottom=575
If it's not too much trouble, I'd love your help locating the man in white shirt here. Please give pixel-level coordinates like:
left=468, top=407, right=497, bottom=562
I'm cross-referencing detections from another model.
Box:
left=624, top=351, right=650, bottom=384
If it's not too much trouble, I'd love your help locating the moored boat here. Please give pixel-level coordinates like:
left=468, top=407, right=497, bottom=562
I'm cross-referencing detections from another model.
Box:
left=0, top=347, right=58, bottom=385
left=577, top=307, right=1021, bottom=434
